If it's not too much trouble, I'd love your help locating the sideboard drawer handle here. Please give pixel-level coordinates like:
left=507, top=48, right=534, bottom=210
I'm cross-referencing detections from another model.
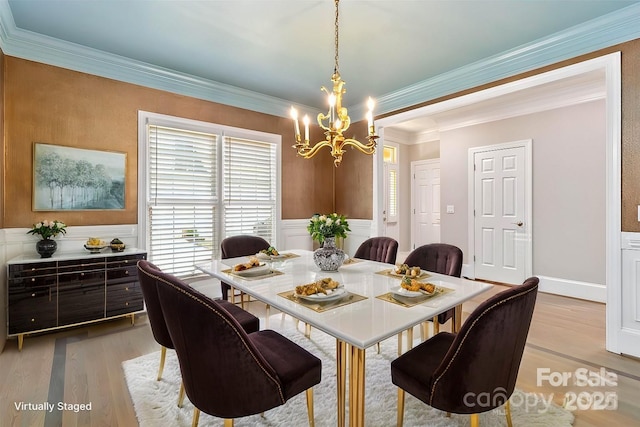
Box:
left=31, top=293, right=36, bottom=297
left=32, top=278, right=35, bottom=282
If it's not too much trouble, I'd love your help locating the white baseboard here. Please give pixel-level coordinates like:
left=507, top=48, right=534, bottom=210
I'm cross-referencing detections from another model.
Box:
left=537, top=275, right=605, bottom=303
left=461, top=263, right=605, bottom=302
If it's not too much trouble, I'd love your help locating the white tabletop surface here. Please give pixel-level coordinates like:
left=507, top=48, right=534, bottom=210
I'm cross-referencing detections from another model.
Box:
left=197, top=249, right=492, bottom=349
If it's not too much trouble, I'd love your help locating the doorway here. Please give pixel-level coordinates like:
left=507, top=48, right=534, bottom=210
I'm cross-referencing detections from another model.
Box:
left=468, top=140, right=532, bottom=284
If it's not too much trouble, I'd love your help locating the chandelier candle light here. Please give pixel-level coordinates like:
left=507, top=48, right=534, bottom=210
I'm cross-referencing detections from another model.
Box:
left=291, top=0, right=378, bottom=167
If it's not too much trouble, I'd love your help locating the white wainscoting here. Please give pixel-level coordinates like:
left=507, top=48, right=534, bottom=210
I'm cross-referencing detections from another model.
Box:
left=280, top=219, right=373, bottom=256
left=3, top=224, right=140, bottom=261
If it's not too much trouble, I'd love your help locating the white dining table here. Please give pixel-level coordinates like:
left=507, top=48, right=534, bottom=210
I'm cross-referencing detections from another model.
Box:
left=196, top=249, right=492, bottom=427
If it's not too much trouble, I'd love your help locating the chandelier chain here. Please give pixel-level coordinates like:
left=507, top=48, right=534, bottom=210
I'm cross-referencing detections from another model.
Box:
left=334, top=0, right=340, bottom=74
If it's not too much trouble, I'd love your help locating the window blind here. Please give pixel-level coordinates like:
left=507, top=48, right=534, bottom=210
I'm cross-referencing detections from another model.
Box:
left=145, top=119, right=279, bottom=279
left=148, top=125, right=217, bottom=277
left=223, top=136, right=276, bottom=242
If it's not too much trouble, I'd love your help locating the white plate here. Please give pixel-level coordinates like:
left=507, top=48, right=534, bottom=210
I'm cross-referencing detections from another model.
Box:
left=256, top=252, right=286, bottom=260
left=390, top=286, right=423, bottom=298
left=232, top=263, right=271, bottom=277
left=389, top=269, right=426, bottom=278
left=296, top=287, right=346, bottom=302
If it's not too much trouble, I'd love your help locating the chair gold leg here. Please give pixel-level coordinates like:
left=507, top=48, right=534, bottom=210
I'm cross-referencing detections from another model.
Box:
left=178, top=381, right=185, bottom=407
left=230, top=286, right=235, bottom=304
left=265, top=304, right=270, bottom=328
left=470, top=413, right=479, bottom=427
left=433, top=317, right=440, bottom=334
left=407, top=328, right=414, bottom=351
left=420, top=321, right=426, bottom=341
left=306, top=387, right=315, bottom=427
left=223, top=417, right=233, bottom=426
left=157, top=346, right=167, bottom=380
left=397, top=332, right=403, bottom=355
left=192, top=408, right=200, bottom=427
left=397, top=388, right=405, bottom=427
left=454, top=304, right=462, bottom=333
left=305, top=323, right=311, bottom=338
left=505, top=400, right=513, bottom=427
left=240, top=291, right=245, bottom=309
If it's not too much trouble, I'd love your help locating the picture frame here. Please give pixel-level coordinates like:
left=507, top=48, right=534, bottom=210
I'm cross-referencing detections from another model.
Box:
left=33, top=143, right=126, bottom=211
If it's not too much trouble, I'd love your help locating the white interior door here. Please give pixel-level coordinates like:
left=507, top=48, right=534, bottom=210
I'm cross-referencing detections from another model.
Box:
left=471, top=141, right=531, bottom=284
left=411, top=159, right=440, bottom=250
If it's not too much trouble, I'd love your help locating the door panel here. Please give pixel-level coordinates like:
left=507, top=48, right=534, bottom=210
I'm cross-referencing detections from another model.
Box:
left=411, top=160, right=440, bottom=249
left=473, top=144, right=527, bottom=284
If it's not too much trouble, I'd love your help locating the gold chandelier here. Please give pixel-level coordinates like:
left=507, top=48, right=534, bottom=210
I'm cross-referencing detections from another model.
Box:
left=291, top=0, right=378, bottom=167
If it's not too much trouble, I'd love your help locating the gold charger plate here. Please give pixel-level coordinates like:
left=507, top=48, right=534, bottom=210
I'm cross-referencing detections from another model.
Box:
left=222, top=268, right=284, bottom=280
left=278, top=290, right=368, bottom=312
left=375, top=269, right=431, bottom=279
left=376, top=285, right=454, bottom=307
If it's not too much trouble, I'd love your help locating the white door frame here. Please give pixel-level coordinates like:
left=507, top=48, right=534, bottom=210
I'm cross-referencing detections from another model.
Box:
left=467, top=140, right=532, bottom=282
left=374, top=52, right=622, bottom=354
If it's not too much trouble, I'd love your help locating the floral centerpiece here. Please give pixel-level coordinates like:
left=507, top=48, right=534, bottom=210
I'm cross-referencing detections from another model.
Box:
left=308, top=213, right=350, bottom=271
left=307, top=213, right=351, bottom=245
left=27, top=220, right=67, bottom=239
left=27, top=220, right=67, bottom=258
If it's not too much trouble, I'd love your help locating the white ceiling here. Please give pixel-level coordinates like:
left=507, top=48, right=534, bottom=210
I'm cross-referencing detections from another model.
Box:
left=2, top=0, right=638, bottom=134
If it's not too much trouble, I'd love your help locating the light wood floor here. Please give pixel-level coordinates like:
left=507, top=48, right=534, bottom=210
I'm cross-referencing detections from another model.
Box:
left=1, top=285, right=638, bottom=426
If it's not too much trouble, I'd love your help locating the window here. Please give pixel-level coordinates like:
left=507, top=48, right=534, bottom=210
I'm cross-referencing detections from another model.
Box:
left=138, top=112, right=280, bottom=278
left=384, top=144, right=399, bottom=223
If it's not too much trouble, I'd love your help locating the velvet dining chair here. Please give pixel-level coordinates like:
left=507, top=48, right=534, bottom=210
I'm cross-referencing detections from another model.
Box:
left=354, top=236, right=399, bottom=265
left=155, top=266, right=322, bottom=427
left=220, top=235, right=271, bottom=305
left=403, top=243, right=464, bottom=345
left=391, top=276, right=539, bottom=427
left=136, top=260, right=260, bottom=407
left=353, top=236, right=399, bottom=352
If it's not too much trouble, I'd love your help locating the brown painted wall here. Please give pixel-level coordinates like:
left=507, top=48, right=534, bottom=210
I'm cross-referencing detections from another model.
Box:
left=3, top=57, right=334, bottom=227
left=3, top=38, right=640, bottom=228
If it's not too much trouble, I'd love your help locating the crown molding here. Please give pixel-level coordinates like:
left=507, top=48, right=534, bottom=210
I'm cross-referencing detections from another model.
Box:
left=367, top=3, right=640, bottom=118
left=0, top=1, right=639, bottom=119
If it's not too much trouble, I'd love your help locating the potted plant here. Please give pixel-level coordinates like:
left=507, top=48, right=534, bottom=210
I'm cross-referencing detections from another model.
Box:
left=27, top=219, right=67, bottom=258
left=307, top=213, right=350, bottom=271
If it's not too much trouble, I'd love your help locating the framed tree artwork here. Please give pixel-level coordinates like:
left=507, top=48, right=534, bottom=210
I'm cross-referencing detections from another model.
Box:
left=33, top=143, right=126, bottom=211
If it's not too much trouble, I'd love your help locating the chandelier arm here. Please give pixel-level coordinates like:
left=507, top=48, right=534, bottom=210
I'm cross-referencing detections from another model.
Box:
left=297, top=140, right=333, bottom=159
left=342, top=138, right=377, bottom=155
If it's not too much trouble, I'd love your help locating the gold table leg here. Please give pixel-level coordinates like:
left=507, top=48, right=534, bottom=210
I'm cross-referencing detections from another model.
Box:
left=336, top=339, right=347, bottom=427
left=349, top=345, right=366, bottom=427
left=454, top=304, right=462, bottom=332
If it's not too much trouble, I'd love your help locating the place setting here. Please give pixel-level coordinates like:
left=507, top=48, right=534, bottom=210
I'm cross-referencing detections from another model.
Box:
left=377, top=276, right=454, bottom=308
left=278, top=277, right=367, bottom=312
left=221, top=256, right=284, bottom=280
left=376, top=263, right=431, bottom=279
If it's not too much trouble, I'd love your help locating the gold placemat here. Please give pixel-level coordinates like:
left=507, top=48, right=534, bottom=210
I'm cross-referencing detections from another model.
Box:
left=222, top=268, right=284, bottom=281
left=274, top=253, right=300, bottom=260
left=375, top=269, right=431, bottom=279
left=376, top=286, right=454, bottom=307
left=342, top=258, right=362, bottom=266
left=278, top=290, right=368, bottom=312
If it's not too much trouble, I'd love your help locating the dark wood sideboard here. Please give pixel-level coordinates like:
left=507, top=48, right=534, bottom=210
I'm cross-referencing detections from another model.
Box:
left=7, top=249, right=146, bottom=350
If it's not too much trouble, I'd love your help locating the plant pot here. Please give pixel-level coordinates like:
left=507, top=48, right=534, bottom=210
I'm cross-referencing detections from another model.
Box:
left=313, top=237, right=345, bottom=271
left=36, top=239, right=57, bottom=258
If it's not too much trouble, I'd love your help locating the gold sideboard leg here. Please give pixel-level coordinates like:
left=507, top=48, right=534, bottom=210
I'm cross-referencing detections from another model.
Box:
left=130, top=314, right=135, bottom=325
left=18, top=334, right=24, bottom=351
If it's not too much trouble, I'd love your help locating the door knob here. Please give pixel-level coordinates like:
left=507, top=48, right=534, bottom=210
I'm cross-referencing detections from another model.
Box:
left=512, top=221, right=523, bottom=227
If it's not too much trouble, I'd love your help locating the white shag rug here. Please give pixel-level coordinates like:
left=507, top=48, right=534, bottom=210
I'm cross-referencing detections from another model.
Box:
left=123, top=316, right=574, bottom=426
